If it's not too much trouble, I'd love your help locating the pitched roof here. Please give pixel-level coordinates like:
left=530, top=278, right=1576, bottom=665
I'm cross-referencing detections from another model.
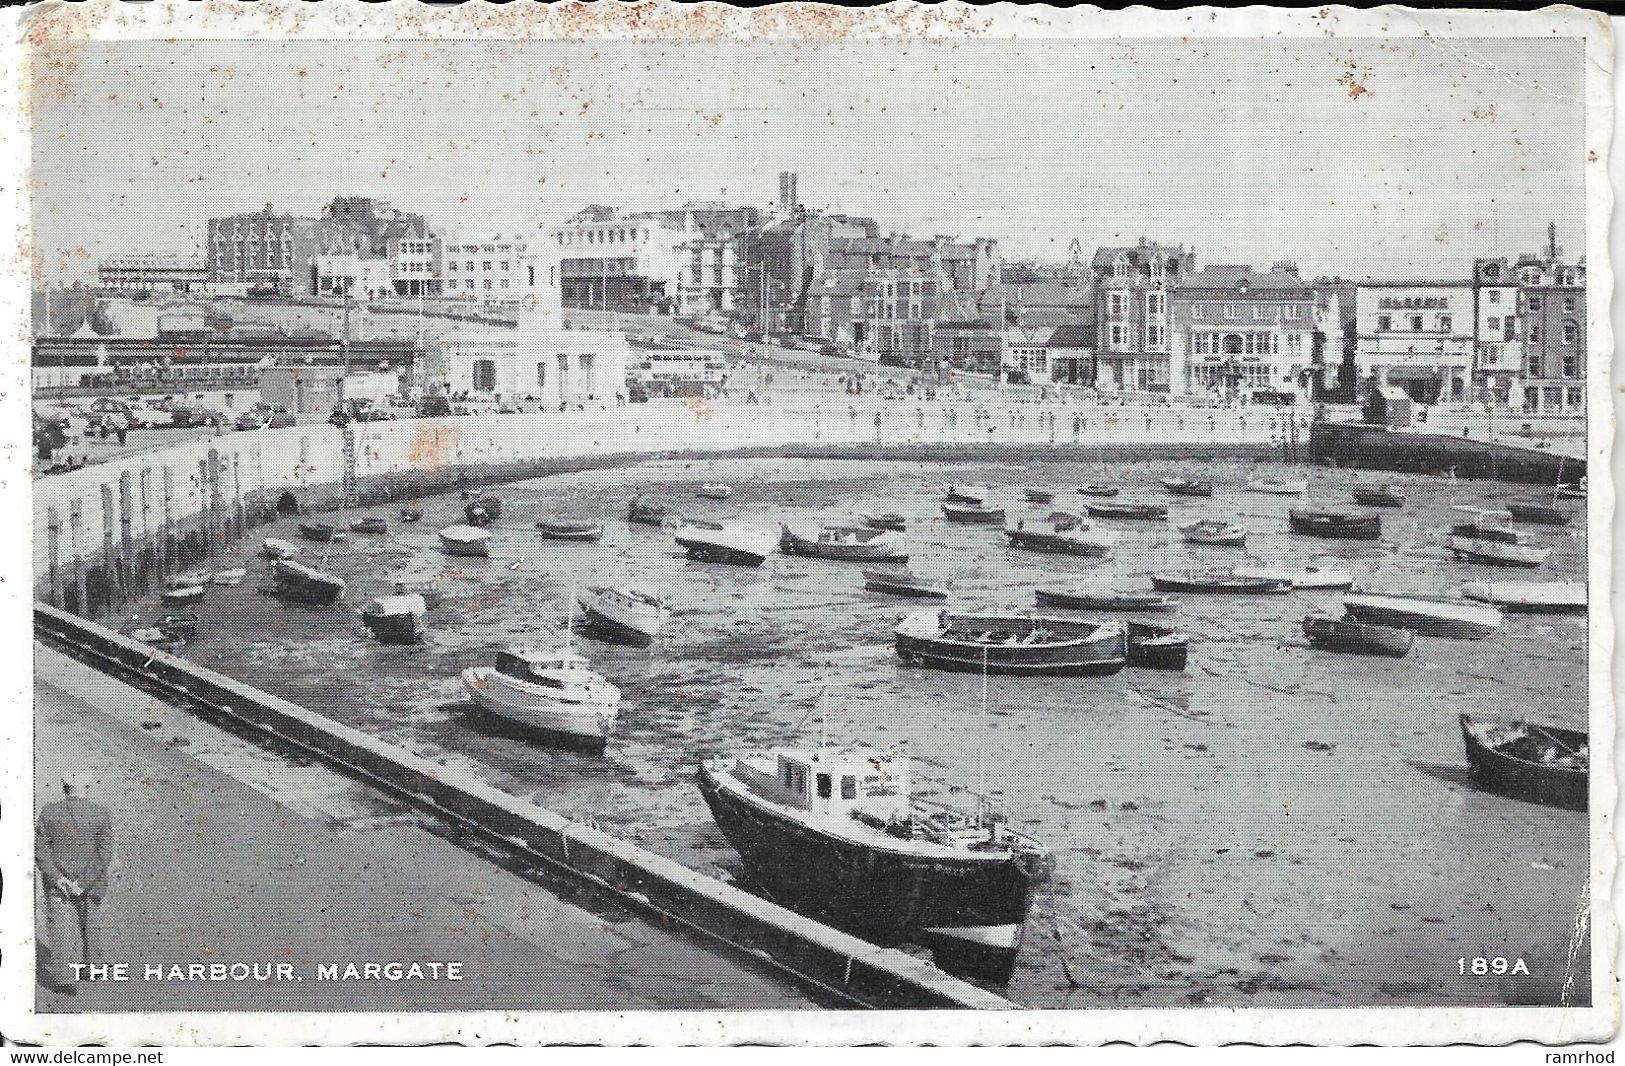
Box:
left=1046, top=323, right=1098, bottom=349
left=1090, top=243, right=1183, bottom=273
left=1175, top=265, right=1311, bottom=295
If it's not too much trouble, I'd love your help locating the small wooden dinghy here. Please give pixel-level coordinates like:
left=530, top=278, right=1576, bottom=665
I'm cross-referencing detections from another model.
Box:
left=1351, top=484, right=1408, bottom=508
left=1505, top=499, right=1573, bottom=526
left=1289, top=509, right=1381, bottom=540
left=1302, top=614, right=1413, bottom=658
left=1151, top=570, right=1290, bottom=595
left=627, top=496, right=674, bottom=527
left=299, top=521, right=339, bottom=543
left=362, top=594, right=427, bottom=644
left=1232, top=562, right=1354, bottom=590
left=1126, top=621, right=1189, bottom=671
left=463, top=496, right=503, bottom=527
left=1460, top=714, right=1587, bottom=811
left=1461, top=580, right=1587, bottom=615
left=350, top=516, right=389, bottom=535
left=1341, top=592, right=1501, bottom=639
left=942, top=501, right=1005, bottom=524
left=1078, top=484, right=1120, bottom=498
left=1084, top=500, right=1167, bottom=521
left=1161, top=477, right=1214, bottom=497
left=271, top=558, right=346, bottom=605
left=894, top=609, right=1126, bottom=676
left=1034, top=588, right=1177, bottom=612
left=537, top=517, right=605, bottom=542
left=1179, top=519, right=1246, bottom=546
left=857, top=512, right=907, bottom=532
left=863, top=566, right=950, bottom=599
left=1023, top=488, right=1057, bottom=504
left=439, top=524, right=492, bottom=558
left=261, top=537, right=300, bottom=560
left=696, top=482, right=734, bottom=500
left=1247, top=476, right=1309, bottom=495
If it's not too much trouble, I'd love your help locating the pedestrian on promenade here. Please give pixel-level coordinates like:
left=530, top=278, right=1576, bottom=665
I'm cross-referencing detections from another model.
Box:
left=37, top=771, right=113, bottom=994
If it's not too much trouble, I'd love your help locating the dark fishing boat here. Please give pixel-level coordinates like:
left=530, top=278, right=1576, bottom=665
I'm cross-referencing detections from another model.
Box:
left=361, top=594, right=427, bottom=644
left=780, top=523, right=908, bottom=562
left=697, top=745, right=1054, bottom=981
left=894, top=609, right=1126, bottom=676
left=1003, top=512, right=1117, bottom=557
left=1126, top=622, right=1188, bottom=671
left=1288, top=509, right=1381, bottom=540
left=156, top=613, right=199, bottom=642
left=536, top=517, right=605, bottom=542
left=945, top=484, right=990, bottom=505
left=1033, top=588, right=1177, bottom=612
left=399, top=507, right=424, bottom=523
left=627, top=496, right=674, bottom=527
left=1459, top=714, right=1587, bottom=811
left=1078, top=485, right=1120, bottom=498
left=858, top=512, right=908, bottom=533
left=863, top=567, right=949, bottom=599
left=1301, top=615, right=1414, bottom=657
left=271, top=558, right=346, bottom=605
left=298, top=521, right=338, bottom=543
left=1150, top=570, right=1291, bottom=595
left=1084, top=500, right=1167, bottom=521
left=349, top=516, right=389, bottom=535
left=942, top=501, right=1005, bottom=524
left=1352, top=484, right=1408, bottom=508
left=1505, top=499, right=1573, bottom=526
left=463, top=496, right=502, bottom=527
left=1161, top=477, right=1214, bottom=497
left=1023, top=488, right=1056, bottom=504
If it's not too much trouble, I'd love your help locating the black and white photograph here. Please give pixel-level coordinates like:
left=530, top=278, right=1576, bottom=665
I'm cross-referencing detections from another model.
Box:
left=3, top=0, right=1615, bottom=1048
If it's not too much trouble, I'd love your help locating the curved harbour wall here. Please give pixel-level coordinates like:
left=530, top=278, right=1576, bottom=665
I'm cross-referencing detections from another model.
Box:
left=33, top=399, right=1305, bottom=614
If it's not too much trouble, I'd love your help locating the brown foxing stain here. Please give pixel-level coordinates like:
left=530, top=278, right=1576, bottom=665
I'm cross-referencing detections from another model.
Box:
left=683, top=396, right=715, bottom=423
left=407, top=423, right=459, bottom=473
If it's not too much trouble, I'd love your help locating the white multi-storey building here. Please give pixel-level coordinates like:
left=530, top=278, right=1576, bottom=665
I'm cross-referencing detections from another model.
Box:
left=1170, top=264, right=1317, bottom=399
left=440, top=236, right=532, bottom=300
left=1352, top=282, right=1476, bottom=405
left=552, top=207, right=689, bottom=314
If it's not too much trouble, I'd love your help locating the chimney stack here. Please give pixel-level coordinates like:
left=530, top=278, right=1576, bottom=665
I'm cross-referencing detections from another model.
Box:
left=779, top=172, right=799, bottom=216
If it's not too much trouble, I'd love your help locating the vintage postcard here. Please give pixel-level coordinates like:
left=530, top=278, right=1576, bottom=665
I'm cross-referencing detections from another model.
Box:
left=1, top=0, right=1615, bottom=1047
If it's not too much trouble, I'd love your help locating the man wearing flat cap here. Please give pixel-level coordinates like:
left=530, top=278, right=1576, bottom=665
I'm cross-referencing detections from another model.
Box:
left=37, top=771, right=113, bottom=993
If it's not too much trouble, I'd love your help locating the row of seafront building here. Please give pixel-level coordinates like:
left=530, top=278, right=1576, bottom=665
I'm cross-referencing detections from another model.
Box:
left=58, top=176, right=1587, bottom=415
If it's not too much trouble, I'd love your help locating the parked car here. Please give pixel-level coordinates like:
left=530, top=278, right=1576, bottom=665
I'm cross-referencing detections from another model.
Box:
left=172, top=404, right=225, bottom=428
left=626, top=382, right=650, bottom=404
left=126, top=402, right=177, bottom=429
left=416, top=395, right=452, bottom=418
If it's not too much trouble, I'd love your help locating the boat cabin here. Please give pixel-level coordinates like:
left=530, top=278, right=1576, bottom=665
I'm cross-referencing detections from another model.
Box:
left=495, top=648, right=593, bottom=688
left=736, top=746, right=911, bottom=822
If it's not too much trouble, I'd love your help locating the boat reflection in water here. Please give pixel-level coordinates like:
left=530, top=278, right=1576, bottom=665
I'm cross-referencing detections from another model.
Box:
left=697, top=743, right=1054, bottom=981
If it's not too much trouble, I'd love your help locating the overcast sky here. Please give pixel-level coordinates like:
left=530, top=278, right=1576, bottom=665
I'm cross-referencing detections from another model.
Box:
left=29, top=36, right=1585, bottom=283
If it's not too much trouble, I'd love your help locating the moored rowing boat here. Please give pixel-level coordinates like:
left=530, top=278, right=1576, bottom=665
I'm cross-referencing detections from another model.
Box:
left=894, top=609, right=1126, bottom=676
left=1341, top=591, right=1501, bottom=638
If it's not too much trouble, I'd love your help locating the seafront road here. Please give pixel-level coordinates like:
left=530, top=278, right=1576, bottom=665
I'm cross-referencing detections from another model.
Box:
left=32, top=643, right=815, bottom=1013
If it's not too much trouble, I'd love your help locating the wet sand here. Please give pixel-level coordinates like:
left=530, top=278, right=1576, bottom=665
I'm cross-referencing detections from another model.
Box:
left=130, top=454, right=1591, bottom=1009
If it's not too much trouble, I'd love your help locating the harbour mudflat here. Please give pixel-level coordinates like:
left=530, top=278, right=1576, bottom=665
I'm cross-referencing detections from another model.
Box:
left=149, top=455, right=1590, bottom=1008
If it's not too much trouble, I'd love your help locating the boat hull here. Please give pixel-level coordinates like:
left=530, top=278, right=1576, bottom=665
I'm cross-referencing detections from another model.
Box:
left=1035, top=589, right=1176, bottom=612
left=1150, top=573, right=1289, bottom=595
left=1085, top=504, right=1167, bottom=521
left=1505, top=501, right=1572, bottom=526
left=942, top=505, right=1004, bottom=524
left=1461, top=581, right=1587, bottom=615
left=1445, top=537, right=1550, bottom=568
left=894, top=613, right=1126, bottom=676
left=577, top=589, right=667, bottom=647
left=674, top=529, right=771, bottom=567
left=462, top=668, right=614, bottom=753
left=271, top=561, right=345, bottom=606
left=1351, top=487, right=1407, bottom=508
left=1126, top=624, right=1188, bottom=670
left=363, top=612, right=426, bottom=644
left=439, top=537, right=490, bottom=558
left=1460, top=715, right=1586, bottom=812
left=1289, top=511, right=1382, bottom=540
left=1302, top=616, right=1413, bottom=657
left=860, top=514, right=908, bottom=533
left=1342, top=595, right=1500, bottom=639
left=1004, top=529, right=1113, bottom=557
left=780, top=528, right=908, bottom=563
left=538, top=523, right=605, bottom=542
left=863, top=571, right=949, bottom=599
left=697, top=767, right=1049, bottom=981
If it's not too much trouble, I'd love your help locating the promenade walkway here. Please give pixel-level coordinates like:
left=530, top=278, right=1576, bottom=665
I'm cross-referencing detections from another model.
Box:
left=32, top=643, right=814, bottom=1015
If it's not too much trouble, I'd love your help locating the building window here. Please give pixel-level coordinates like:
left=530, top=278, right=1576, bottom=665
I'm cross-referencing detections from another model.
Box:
left=1147, top=325, right=1164, bottom=347
left=1377, top=315, right=1391, bottom=332
left=1113, top=256, right=1128, bottom=279
left=1285, top=305, right=1303, bottom=319
left=1109, top=324, right=1126, bottom=348
left=1487, top=316, right=1499, bottom=331
left=1252, top=306, right=1267, bottom=321
left=1109, top=291, right=1127, bottom=316
left=1568, top=387, right=1583, bottom=408
left=1191, top=304, right=1206, bottom=320
left=1146, top=293, right=1164, bottom=316
left=1488, top=289, right=1501, bottom=304
left=1409, top=315, right=1422, bottom=332
left=472, top=359, right=497, bottom=391
left=1223, top=304, right=1239, bottom=320
left=1529, top=325, right=1541, bottom=343
left=484, top=279, right=492, bottom=290
left=1439, top=315, right=1452, bottom=332
left=1563, top=322, right=1577, bottom=344
left=536, top=362, right=547, bottom=388
left=1563, top=297, right=1576, bottom=313
left=1527, top=296, right=1542, bottom=311
left=1527, top=354, right=1541, bottom=377
left=1563, top=354, right=1579, bottom=377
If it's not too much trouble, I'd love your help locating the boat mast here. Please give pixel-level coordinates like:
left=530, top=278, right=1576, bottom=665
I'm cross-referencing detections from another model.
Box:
left=566, top=581, right=576, bottom=652
left=978, top=643, right=989, bottom=821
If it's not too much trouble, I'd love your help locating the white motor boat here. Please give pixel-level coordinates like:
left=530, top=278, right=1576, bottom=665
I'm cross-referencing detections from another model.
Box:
left=673, top=522, right=776, bottom=566
left=1233, top=561, right=1354, bottom=590
left=462, top=647, right=621, bottom=752
left=1445, top=506, right=1552, bottom=568
left=211, top=567, right=247, bottom=586
left=1461, top=580, right=1587, bottom=615
left=1342, top=592, right=1502, bottom=639
left=439, top=524, right=492, bottom=558
left=576, top=585, right=670, bottom=646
